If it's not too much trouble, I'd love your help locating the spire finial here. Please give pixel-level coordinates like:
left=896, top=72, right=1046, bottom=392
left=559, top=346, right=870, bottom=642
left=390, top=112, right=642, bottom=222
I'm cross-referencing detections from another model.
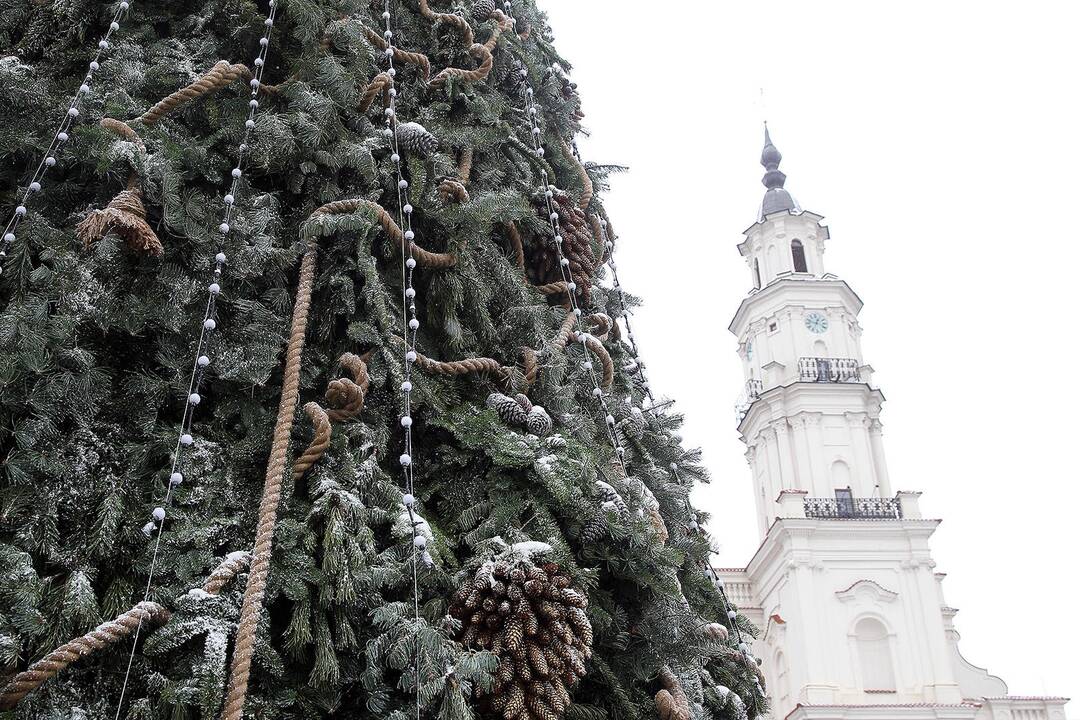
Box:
left=760, top=123, right=785, bottom=186
left=757, top=124, right=799, bottom=220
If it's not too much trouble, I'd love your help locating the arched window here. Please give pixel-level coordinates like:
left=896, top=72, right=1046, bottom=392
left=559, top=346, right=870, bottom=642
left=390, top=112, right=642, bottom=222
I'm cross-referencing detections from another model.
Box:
left=855, top=618, right=896, bottom=691
left=812, top=339, right=828, bottom=357
left=791, top=240, right=808, bottom=273
left=752, top=259, right=762, bottom=289
left=831, top=459, right=851, bottom=489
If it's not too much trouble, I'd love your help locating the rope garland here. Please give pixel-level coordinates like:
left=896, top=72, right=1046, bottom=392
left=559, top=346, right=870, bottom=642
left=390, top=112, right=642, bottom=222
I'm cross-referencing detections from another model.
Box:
left=0, top=603, right=170, bottom=711
left=0, top=0, right=134, bottom=269
left=0, top=552, right=251, bottom=709
left=220, top=236, right=314, bottom=720
left=503, top=222, right=526, bottom=271
left=560, top=137, right=593, bottom=211
left=458, top=147, right=474, bottom=184
left=292, top=353, right=371, bottom=484
left=312, top=198, right=457, bottom=268
left=437, top=177, right=470, bottom=204
left=415, top=0, right=513, bottom=89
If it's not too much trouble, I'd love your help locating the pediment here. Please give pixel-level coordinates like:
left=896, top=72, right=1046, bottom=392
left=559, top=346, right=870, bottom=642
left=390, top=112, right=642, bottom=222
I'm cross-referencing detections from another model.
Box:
left=835, top=579, right=899, bottom=604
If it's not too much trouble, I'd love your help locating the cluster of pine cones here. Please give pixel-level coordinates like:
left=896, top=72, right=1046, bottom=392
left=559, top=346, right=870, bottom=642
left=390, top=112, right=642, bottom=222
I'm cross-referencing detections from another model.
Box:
left=488, top=392, right=553, bottom=436
left=527, top=191, right=599, bottom=303
left=450, top=560, right=593, bottom=720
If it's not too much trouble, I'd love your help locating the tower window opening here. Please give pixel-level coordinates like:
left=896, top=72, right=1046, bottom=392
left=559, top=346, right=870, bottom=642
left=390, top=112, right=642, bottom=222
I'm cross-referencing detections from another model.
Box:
left=854, top=618, right=896, bottom=692
left=753, top=259, right=762, bottom=289
left=791, top=240, right=808, bottom=273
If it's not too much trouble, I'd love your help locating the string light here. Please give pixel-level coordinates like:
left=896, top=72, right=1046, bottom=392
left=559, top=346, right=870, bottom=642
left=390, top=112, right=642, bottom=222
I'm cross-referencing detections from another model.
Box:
left=0, top=2, right=133, bottom=269
left=504, top=0, right=758, bottom=677
left=111, top=2, right=280, bottom=715
left=380, top=1, right=427, bottom=717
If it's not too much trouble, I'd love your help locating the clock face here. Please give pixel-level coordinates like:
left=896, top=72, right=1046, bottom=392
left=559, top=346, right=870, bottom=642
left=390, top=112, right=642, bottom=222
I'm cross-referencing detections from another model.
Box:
left=805, top=312, right=829, bottom=334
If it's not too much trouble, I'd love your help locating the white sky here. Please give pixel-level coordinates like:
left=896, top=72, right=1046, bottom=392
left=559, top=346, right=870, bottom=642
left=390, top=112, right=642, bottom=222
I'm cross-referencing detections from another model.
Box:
left=542, top=0, right=1079, bottom=711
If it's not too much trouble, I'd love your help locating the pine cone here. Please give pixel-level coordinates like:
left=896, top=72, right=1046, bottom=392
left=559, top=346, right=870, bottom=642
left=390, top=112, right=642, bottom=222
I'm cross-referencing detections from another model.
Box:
left=514, top=393, right=534, bottom=413
left=396, top=121, right=439, bottom=158
left=580, top=513, right=606, bottom=544
left=703, top=622, right=729, bottom=642
left=488, top=392, right=529, bottom=426
left=526, top=407, right=552, bottom=436
left=471, top=0, right=496, bottom=19
left=455, top=558, right=593, bottom=720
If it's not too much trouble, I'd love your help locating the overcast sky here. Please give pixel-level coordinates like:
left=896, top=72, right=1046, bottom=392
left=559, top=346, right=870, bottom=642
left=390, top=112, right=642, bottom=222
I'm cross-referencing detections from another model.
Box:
left=542, top=0, right=1078, bottom=711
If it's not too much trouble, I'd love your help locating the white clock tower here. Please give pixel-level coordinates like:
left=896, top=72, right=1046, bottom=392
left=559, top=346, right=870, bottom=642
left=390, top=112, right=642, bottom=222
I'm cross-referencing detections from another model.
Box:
left=715, top=127, right=1069, bottom=720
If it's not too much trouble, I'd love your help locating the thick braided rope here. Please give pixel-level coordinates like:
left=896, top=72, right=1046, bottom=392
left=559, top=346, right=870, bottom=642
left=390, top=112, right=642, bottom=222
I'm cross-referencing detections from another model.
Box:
left=430, top=43, right=493, bottom=89
left=413, top=348, right=511, bottom=381
left=0, top=553, right=252, bottom=709
left=416, top=0, right=511, bottom=89
left=291, top=353, right=371, bottom=484
left=0, top=602, right=170, bottom=710
left=503, top=222, right=525, bottom=270
left=362, top=26, right=431, bottom=81
left=325, top=353, right=370, bottom=422
left=312, top=198, right=456, bottom=268
left=100, top=117, right=146, bottom=153
left=417, top=0, right=474, bottom=45
left=584, top=335, right=613, bottom=390
left=359, top=71, right=393, bottom=112
left=458, top=147, right=474, bottom=184
left=437, top=177, right=469, bottom=204
left=535, top=279, right=568, bottom=297
left=584, top=313, right=612, bottom=340
left=202, top=552, right=253, bottom=595
left=76, top=188, right=162, bottom=256
left=138, top=61, right=261, bottom=127
left=292, top=402, right=332, bottom=484
left=483, top=10, right=515, bottom=51
left=561, top=137, right=593, bottom=210
left=550, top=309, right=577, bottom=351
left=519, top=346, right=538, bottom=386
left=220, top=239, right=317, bottom=720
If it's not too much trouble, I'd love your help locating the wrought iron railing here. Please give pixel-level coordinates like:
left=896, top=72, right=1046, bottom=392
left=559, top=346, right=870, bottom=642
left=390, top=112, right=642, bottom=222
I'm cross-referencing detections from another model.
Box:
left=734, top=378, right=764, bottom=423
left=803, top=496, right=902, bottom=519
left=798, top=356, right=861, bottom=383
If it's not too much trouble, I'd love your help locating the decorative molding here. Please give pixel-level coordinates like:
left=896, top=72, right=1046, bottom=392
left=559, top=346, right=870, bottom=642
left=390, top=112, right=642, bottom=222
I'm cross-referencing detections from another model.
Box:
left=835, top=579, right=899, bottom=604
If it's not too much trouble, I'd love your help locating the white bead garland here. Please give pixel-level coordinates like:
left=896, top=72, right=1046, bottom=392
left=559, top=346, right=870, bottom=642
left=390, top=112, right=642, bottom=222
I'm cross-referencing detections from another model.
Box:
left=502, top=1, right=631, bottom=476
left=0, top=1, right=134, bottom=270
left=380, top=1, right=428, bottom=716
left=113, top=1, right=281, bottom=714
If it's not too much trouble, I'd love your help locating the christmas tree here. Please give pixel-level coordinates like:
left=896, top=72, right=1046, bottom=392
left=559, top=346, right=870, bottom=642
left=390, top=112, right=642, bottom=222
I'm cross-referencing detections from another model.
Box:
left=0, top=1, right=766, bottom=718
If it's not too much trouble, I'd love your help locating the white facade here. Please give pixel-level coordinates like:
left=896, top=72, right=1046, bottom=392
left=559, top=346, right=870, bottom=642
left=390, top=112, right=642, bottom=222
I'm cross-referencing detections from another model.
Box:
left=716, top=130, right=1069, bottom=720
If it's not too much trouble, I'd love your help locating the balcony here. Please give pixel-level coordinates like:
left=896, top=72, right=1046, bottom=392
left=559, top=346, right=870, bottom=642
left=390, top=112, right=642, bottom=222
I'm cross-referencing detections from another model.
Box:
left=734, top=378, right=763, bottom=423
left=803, top=496, right=902, bottom=520
left=798, top=356, right=861, bottom=383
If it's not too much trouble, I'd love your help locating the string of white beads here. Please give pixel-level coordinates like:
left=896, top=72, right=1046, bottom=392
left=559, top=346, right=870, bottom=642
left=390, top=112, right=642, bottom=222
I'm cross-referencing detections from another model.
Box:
left=501, top=1, right=631, bottom=475
left=381, top=0, right=434, bottom=571
left=0, top=2, right=133, bottom=271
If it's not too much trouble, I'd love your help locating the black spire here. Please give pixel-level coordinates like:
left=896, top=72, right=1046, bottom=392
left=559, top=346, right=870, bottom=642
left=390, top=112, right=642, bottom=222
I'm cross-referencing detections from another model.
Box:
left=758, top=123, right=798, bottom=220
